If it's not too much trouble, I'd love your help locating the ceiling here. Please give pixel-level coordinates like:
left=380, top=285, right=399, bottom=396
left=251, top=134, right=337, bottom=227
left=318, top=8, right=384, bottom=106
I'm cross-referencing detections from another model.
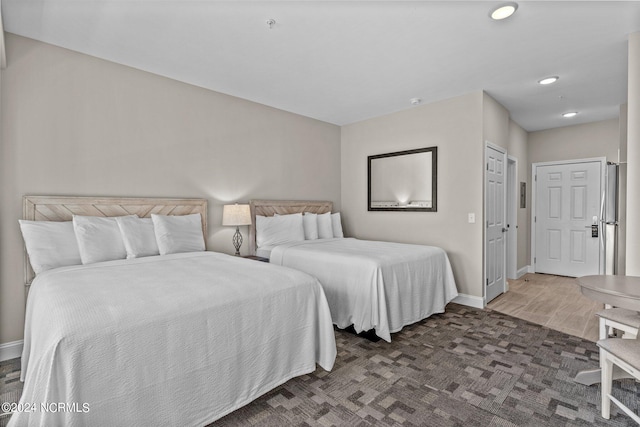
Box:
left=2, top=1, right=640, bottom=131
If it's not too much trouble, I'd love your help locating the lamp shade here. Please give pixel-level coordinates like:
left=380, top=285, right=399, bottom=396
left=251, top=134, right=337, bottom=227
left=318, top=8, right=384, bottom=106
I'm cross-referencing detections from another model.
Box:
left=222, top=204, right=251, bottom=226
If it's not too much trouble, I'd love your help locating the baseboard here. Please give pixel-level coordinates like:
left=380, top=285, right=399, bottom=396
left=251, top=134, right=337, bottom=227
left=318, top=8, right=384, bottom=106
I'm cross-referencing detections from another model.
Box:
left=516, top=265, right=531, bottom=279
left=452, top=293, right=485, bottom=309
left=0, top=340, right=23, bottom=362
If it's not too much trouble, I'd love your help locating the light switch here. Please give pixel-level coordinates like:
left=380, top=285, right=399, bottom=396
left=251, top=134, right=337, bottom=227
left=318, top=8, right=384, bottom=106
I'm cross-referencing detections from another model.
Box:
left=468, top=213, right=475, bottom=223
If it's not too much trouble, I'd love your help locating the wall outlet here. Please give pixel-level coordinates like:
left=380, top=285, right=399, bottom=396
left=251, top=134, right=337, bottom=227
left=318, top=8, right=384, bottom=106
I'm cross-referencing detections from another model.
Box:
left=468, top=213, right=475, bottom=223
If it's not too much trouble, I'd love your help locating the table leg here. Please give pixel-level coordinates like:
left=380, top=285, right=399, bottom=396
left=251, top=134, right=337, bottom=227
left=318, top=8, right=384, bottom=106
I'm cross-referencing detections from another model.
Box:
left=574, top=365, right=632, bottom=386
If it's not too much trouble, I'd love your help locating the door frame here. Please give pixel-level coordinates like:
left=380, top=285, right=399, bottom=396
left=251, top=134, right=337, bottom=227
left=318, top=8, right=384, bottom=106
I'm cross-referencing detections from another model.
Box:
left=506, top=156, right=518, bottom=281
left=484, top=141, right=507, bottom=305
left=530, top=157, right=607, bottom=275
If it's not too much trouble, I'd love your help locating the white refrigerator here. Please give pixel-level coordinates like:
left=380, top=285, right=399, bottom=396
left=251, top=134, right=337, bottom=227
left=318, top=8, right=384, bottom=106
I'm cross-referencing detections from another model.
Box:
left=603, top=162, right=619, bottom=275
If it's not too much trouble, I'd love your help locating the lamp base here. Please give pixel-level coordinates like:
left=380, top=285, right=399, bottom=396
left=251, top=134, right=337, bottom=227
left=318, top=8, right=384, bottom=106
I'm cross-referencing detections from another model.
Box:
left=232, top=226, right=243, bottom=256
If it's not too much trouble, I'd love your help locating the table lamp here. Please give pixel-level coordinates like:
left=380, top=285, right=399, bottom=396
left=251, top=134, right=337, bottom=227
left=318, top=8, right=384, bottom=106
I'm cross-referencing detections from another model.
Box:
left=222, top=204, right=251, bottom=256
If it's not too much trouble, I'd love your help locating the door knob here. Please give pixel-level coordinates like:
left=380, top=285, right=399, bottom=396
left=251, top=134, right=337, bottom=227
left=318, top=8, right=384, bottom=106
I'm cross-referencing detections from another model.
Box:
left=502, top=228, right=508, bottom=232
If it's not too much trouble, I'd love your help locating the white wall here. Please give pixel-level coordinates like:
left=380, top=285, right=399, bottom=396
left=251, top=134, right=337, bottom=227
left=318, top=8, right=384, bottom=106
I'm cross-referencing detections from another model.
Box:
left=0, top=34, right=341, bottom=345
left=341, top=91, right=485, bottom=299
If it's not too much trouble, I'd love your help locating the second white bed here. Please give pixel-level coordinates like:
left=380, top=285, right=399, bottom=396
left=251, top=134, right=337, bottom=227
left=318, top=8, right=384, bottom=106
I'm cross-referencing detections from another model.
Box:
left=270, top=238, right=458, bottom=342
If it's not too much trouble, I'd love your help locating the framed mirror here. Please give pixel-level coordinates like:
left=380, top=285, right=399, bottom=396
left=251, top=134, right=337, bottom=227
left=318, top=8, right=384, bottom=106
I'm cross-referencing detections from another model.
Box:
left=368, top=146, right=437, bottom=212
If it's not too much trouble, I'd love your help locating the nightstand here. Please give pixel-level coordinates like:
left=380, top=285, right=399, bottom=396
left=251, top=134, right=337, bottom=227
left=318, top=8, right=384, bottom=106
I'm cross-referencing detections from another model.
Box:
left=242, top=255, right=269, bottom=263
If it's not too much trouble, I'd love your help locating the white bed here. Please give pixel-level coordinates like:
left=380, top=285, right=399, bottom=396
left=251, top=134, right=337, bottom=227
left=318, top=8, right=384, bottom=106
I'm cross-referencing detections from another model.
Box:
left=10, top=196, right=336, bottom=427
left=250, top=200, right=459, bottom=342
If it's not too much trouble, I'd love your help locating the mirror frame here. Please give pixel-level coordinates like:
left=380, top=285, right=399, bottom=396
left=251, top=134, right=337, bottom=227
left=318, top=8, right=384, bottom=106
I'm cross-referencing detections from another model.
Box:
left=367, top=146, right=437, bottom=212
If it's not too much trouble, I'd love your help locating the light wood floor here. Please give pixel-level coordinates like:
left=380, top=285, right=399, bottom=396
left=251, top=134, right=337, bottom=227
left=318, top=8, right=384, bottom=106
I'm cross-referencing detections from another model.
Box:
left=487, top=273, right=603, bottom=342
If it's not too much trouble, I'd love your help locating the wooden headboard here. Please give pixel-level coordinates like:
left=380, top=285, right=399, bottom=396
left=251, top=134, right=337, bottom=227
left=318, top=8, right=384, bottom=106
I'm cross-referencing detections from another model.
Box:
left=249, top=199, right=333, bottom=255
left=23, top=196, right=208, bottom=285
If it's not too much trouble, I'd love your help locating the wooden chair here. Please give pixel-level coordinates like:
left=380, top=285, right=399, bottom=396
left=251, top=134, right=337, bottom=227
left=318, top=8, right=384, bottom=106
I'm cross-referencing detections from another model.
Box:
left=575, top=308, right=640, bottom=386
left=597, top=337, right=640, bottom=423
left=596, top=307, right=640, bottom=340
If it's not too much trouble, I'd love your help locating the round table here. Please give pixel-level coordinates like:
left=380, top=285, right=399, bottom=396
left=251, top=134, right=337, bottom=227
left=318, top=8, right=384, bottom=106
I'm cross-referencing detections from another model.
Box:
left=578, top=275, right=640, bottom=311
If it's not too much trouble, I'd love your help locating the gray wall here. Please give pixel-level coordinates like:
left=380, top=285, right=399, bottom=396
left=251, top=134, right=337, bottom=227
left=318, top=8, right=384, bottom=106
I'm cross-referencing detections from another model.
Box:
left=507, top=120, right=530, bottom=271
left=341, top=91, right=485, bottom=299
left=482, top=93, right=509, bottom=150
left=0, top=34, right=341, bottom=344
left=619, top=104, right=628, bottom=274
left=0, top=33, right=625, bottom=348
left=627, top=32, right=640, bottom=276
left=527, top=118, right=621, bottom=273
left=528, top=118, right=620, bottom=164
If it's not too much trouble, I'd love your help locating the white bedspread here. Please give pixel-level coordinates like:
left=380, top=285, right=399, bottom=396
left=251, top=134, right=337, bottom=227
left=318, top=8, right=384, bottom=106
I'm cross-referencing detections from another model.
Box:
left=10, top=252, right=336, bottom=427
left=270, top=238, right=458, bottom=342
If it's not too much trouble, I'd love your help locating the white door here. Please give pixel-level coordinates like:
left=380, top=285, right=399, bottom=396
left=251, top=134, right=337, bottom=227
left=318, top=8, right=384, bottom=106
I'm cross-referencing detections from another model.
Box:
left=486, top=145, right=506, bottom=303
left=534, top=161, right=602, bottom=277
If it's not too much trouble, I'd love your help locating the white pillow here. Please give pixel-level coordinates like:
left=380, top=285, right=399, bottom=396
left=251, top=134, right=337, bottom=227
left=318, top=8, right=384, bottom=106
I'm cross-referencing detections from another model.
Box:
left=152, top=213, right=205, bottom=255
left=116, top=216, right=160, bottom=259
left=303, top=213, right=319, bottom=240
left=331, top=212, right=344, bottom=238
left=256, top=213, right=305, bottom=248
left=73, top=215, right=131, bottom=265
left=19, top=220, right=82, bottom=274
left=317, top=212, right=334, bottom=239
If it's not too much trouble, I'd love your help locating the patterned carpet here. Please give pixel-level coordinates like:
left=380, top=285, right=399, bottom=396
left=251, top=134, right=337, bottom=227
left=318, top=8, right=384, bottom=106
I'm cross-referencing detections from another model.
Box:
left=214, top=304, right=637, bottom=426
left=2, top=304, right=638, bottom=426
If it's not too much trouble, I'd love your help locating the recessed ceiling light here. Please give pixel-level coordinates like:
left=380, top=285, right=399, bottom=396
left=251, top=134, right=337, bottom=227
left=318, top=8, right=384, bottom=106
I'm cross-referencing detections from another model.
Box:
left=538, top=76, right=559, bottom=85
left=562, top=112, right=578, bottom=118
left=490, top=2, right=518, bottom=20
left=410, top=98, right=422, bottom=106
